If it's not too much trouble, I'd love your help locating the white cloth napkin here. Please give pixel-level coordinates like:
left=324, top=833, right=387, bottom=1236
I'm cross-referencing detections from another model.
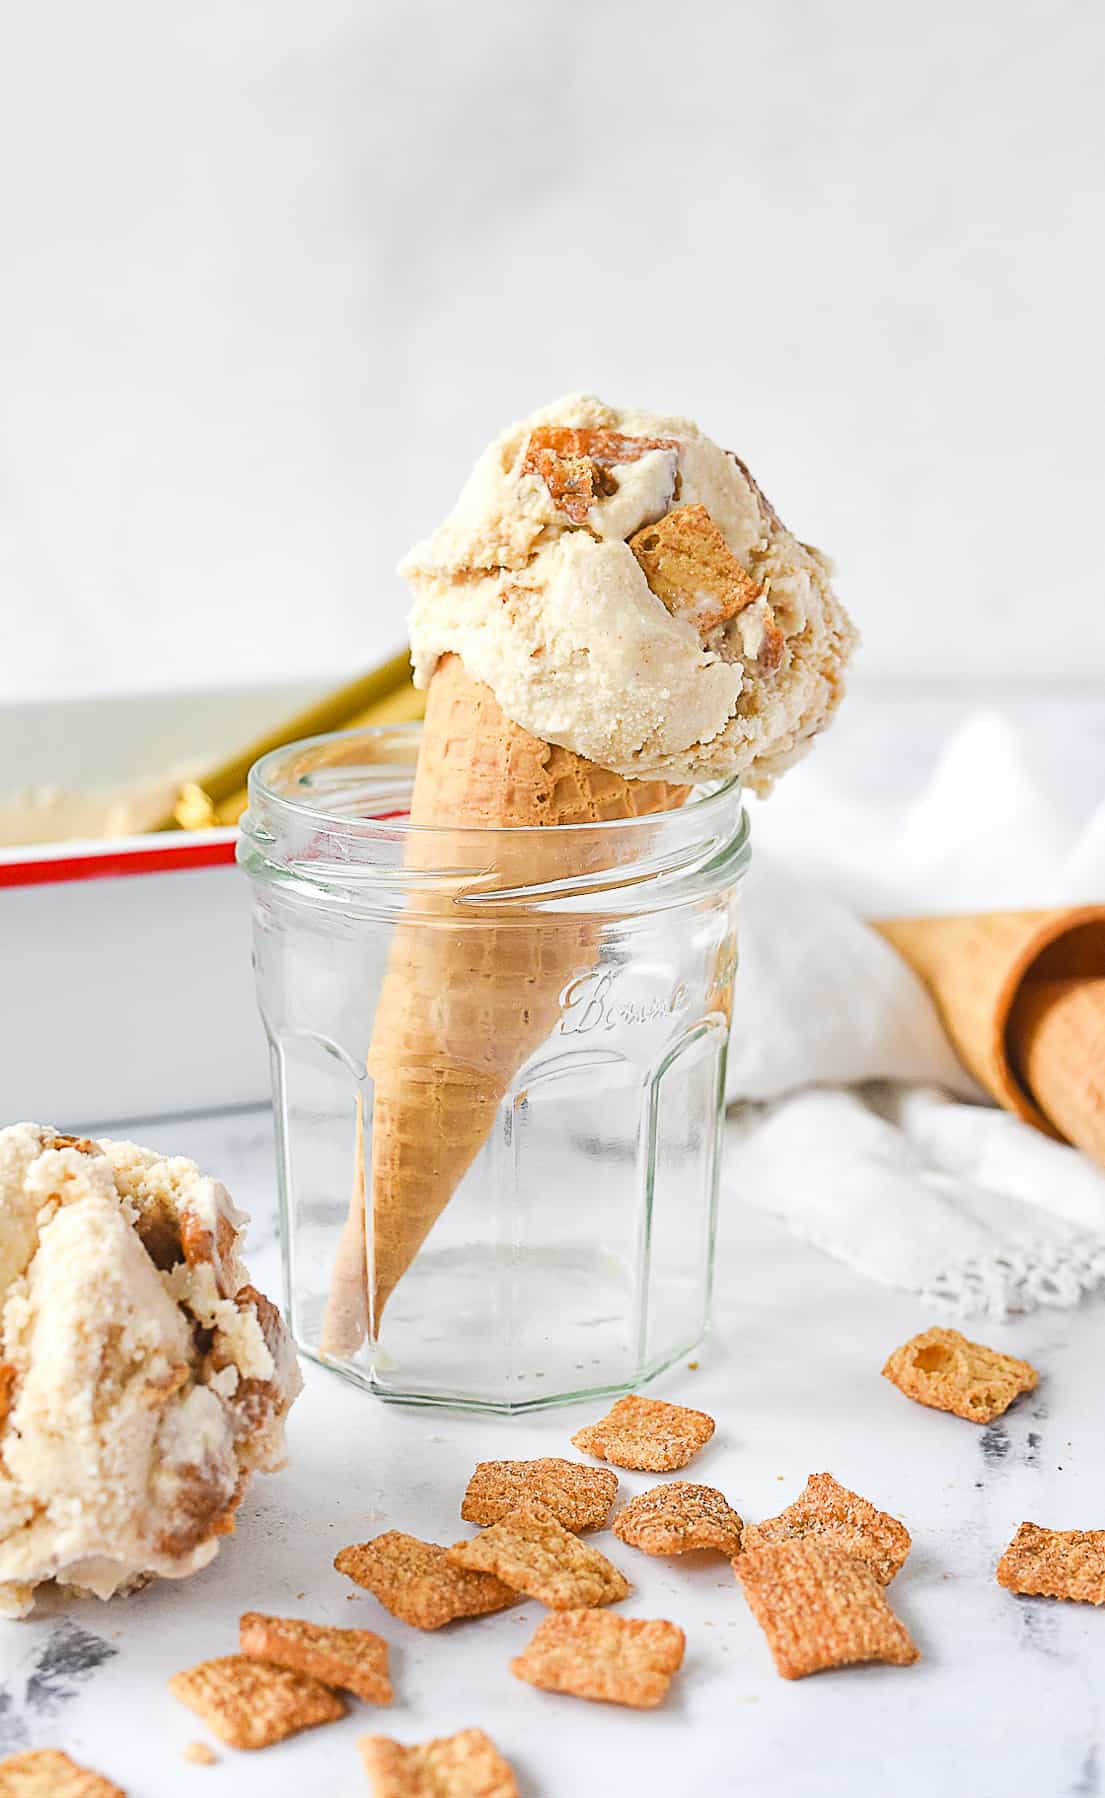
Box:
left=722, top=705, right=1105, bottom=1318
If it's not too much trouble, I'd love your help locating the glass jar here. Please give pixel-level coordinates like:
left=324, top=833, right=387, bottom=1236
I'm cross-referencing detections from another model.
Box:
left=238, top=724, right=749, bottom=1414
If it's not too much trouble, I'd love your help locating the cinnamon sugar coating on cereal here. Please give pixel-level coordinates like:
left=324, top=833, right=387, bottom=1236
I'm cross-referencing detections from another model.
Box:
left=511, top=1609, right=685, bottom=1709
left=447, top=1504, right=629, bottom=1609
left=613, top=1482, right=743, bottom=1557
left=240, top=1611, right=393, bottom=1704
left=742, top=1473, right=910, bottom=1585
left=334, top=1531, right=516, bottom=1629
left=996, top=1523, right=1105, bottom=1604
left=0, top=1749, right=125, bottom=1797
left=735, top=1539, right=919, bottom=1680
left=461, top=1458, right=617, bottom=1533
left=571, top=1394, right=715, bottom=1472
left=168, top=1655, right=343, bottom=1750
left=882, top=1327, right=1037, bottom=1424
left=359, top=1727, right=518, bottom=1798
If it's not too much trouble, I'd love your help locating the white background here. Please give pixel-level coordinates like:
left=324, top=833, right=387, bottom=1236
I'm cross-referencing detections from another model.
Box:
left=1, top=0, right=1103, bottom=698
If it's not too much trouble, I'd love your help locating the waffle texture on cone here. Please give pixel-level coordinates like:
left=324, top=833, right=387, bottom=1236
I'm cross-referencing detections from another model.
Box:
left=357, top=656, right=688, bottom=1325
left=875, top=907, right=1105, bottom=1144
left=404, top=393, right=856, bottom=791
left=1010, top=976, right=1105, bottom=1170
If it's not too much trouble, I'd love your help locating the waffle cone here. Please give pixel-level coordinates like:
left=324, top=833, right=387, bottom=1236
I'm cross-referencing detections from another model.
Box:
left=874, top=907, right=1105, bottom=1156
left=321, top=655, right=688, bottom=1351
left=1009, top=977, right=1105, bottom=1171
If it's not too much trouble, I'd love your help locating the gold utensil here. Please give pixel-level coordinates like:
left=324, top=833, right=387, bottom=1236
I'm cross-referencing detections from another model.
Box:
left=155, top=649, right=424, bottom=831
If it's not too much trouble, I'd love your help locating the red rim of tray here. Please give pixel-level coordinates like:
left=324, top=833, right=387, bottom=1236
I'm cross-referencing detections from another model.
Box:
left=0, top=832, right=238, bottom=889
left=0, top=809, right=412, bottom=889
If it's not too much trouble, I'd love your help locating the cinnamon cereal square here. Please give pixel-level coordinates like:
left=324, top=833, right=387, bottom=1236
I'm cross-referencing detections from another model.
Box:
left=571, top=1394, right=715, bottom=1472
left=168, top=1655, right=344, bottom=1749
left=462, top=1459, right=618, bottom=1533
left=334, top=1532, right=516, bottom=1629
left=735, top=1540, right=919, bottom=1680
left=613, top=1482, right=743, bottom=1557
left=359, top=1728, right=518, bottom=1797
left=240, top=1611, right=393, bottom=1704
left=997, top=1523, right=1105, bottom=1604
left=447, top=1505, right=629, bottom=1609
left=511, top=1610, right=685, bottom=1709
left=742, top=1473, right=910, bottom=1585
left=0, top=1751, right=125, bottom=1797
left=882, top=1327, right=1037, bottom=1424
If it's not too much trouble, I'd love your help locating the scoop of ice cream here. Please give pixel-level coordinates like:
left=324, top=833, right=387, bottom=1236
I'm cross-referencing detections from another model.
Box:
left=403, top=394, right=857, bottom=790
left=0, top=1123, right=302, bottom=1619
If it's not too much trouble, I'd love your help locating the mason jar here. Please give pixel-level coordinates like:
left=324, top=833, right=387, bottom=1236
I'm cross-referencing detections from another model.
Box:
left=237, top=724, right=749, bottom=1414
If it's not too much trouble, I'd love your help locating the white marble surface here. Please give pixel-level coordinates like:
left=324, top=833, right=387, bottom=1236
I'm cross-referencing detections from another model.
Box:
left=1, top=1103, right=1102, bottom=1797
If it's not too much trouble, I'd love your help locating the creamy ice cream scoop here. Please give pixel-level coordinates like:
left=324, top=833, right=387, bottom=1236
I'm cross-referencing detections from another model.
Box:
left=404, top=393, right=857, bottom=790
left=0, top=1123, right=301, bottom=1619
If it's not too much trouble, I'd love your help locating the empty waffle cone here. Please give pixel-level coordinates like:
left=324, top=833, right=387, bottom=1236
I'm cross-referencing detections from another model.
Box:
left=875, top=907, right=1105, bottom=1166
left=1009, top=976, right=1105, bottom=1170
left=321, top=654, right=688, bottom=1353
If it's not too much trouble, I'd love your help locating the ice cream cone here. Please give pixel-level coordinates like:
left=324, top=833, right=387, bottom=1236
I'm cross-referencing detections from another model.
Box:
left=1009, top=977, right=1105, bottom=1170
left=321, top=655, right=688, bottom=1352
left=319, top=1094, right=368, bottom=1357
left=874, top=907, right=1105, bottom=1166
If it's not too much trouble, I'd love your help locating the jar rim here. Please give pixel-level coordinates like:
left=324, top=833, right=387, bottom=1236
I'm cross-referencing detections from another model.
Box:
left=246, top=722, right=743, bottom=841
left=240, top=724, right=749, bottom=914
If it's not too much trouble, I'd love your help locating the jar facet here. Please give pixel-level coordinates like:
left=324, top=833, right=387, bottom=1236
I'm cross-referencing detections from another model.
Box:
left=239, top=724, right=748, bottom=1412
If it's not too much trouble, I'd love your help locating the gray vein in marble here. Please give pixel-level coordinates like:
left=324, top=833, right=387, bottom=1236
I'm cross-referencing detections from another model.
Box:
left=24, top=1620, right=118, bottom=1716
left=0, top=1686, right=29, bottom=1755
left=979, top=1422, right=1011, bottom=1466
left=1070, top=1741, right=1101, bottom=1797
left=0, top=1621, right=117, bottom=1754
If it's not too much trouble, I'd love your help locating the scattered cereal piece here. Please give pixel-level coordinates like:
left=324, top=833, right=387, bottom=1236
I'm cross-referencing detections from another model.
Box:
left=613, top=1482, right=743, bottom=1558
left=996, top=1523, right=1105, bottom=1604
left=735, top=1540, right=919, bottom=1680
left=629, top=504, right=761, bottom=633
left=571, top=1394, right=715, bottom=1472
left=882, top=1327, right=1037, bottom=1424
left=360, top=1727, right=518, bottom=1797
left=240, top=1611, right=393, bottom=1704
left=0, top=1750, right=125, bottom=1796
left=462, top=1459, right=618, bottom=1533
left=511, top=1609, right=685, bottom=1709
left=447, top=1504, right=629, bottom=1609
left=742, top=1473, right=911, bottom=1585
left=168, top=1655, right=344, bottom=1750
left=335, top=1532, right=516, bottom=1630
left=182, top=1742, right=217, bottom=1766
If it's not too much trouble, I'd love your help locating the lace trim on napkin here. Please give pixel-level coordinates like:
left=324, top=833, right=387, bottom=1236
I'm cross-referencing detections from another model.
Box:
left=922, top=1237, right=1105, bottom=1320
